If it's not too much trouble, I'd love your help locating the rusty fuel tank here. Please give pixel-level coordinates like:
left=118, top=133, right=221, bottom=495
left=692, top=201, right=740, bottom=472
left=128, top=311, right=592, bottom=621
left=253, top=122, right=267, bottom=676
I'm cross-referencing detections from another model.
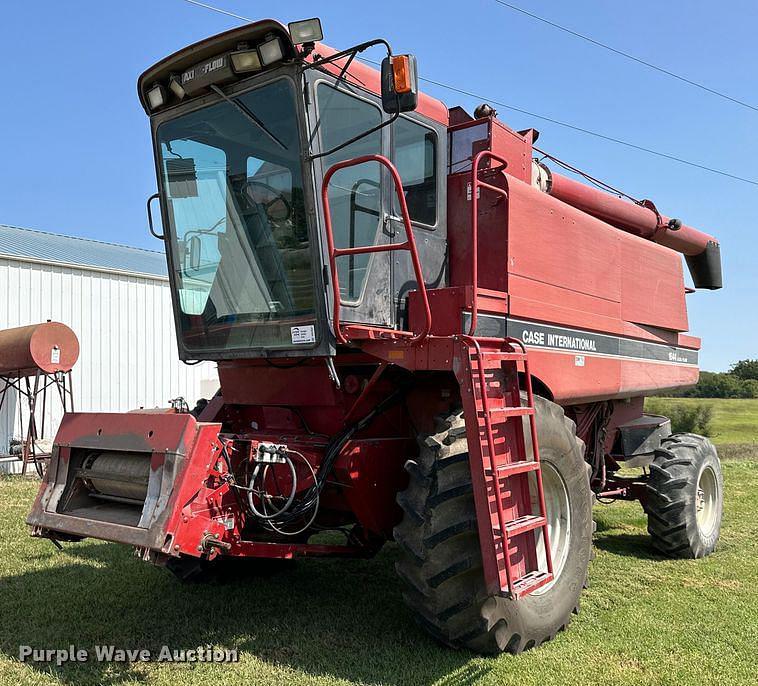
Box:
left=0, top=322, right=79, bottom=377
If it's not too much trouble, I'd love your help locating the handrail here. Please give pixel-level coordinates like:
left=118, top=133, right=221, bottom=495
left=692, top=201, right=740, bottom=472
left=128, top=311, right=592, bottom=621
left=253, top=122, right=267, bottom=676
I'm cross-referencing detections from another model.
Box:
left=321, top=154, right=432, bottom=345
left=467, top=151, right=510, bottom=337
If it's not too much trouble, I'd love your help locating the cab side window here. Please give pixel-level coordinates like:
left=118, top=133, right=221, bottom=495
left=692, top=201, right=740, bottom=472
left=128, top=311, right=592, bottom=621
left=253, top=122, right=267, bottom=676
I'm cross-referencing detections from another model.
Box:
left=316, top=83, right=383, bottom=303
left=394, top=118, right=437, bottom=226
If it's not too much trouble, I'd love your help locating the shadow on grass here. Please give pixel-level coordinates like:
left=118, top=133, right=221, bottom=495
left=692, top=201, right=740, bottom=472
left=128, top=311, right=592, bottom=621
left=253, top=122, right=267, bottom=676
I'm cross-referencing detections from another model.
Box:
left=593, top=531, right=663, bottom=560
left=592, top=505, right=664, bottom=560
left=0, top=540, right=492, bottom=686
left=593, top=517, right=619, bottom=534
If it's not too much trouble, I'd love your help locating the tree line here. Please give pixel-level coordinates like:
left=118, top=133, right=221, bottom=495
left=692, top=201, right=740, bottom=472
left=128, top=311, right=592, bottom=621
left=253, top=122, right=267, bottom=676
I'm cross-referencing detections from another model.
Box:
left=667, top=359, right=758, bottom=398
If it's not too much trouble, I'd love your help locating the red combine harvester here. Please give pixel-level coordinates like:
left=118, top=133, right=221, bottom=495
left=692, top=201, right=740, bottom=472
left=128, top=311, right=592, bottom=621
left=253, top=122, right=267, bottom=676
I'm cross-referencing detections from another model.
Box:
left=28, top=18, right=724, bottom=654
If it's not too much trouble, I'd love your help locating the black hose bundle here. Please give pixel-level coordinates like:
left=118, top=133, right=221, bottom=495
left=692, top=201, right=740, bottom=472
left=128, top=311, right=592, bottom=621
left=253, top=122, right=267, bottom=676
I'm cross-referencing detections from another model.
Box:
left=246, top=385, right=407, bottom=535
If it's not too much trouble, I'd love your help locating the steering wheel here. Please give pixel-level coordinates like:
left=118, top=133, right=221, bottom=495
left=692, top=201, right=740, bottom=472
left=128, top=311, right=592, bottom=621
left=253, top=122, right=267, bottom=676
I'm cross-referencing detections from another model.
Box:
left=243, top=180, right=292, bottom=222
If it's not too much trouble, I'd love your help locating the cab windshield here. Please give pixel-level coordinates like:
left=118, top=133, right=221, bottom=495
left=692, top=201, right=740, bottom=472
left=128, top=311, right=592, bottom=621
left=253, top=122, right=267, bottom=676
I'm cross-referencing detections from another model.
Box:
left=156, top=77, right=316, bottom=355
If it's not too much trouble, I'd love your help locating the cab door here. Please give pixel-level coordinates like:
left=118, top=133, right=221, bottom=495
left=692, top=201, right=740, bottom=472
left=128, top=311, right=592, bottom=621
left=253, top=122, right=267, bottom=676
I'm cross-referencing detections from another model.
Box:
left=310, top=77, right=394, bottom=329
left=388, top=114, right=447, bottom=330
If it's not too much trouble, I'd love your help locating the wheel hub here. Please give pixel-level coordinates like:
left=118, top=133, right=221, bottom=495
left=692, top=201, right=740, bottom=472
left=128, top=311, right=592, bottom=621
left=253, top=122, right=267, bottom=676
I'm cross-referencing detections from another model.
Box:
left=695, top=465, right=719, bottom=536
left=533, top=461, right=571, bottom=595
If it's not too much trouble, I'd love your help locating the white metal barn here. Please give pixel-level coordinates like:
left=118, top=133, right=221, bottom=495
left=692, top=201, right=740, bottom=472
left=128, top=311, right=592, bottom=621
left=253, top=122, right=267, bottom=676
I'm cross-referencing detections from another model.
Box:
left=0, top=224, right=218, bottom=474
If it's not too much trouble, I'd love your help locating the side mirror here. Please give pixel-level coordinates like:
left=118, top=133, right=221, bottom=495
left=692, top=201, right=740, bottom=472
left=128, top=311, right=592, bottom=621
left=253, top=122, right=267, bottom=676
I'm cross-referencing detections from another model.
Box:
left=188, top=235, right=202, bottom=271
left=381, top=54, right=419, bottom=114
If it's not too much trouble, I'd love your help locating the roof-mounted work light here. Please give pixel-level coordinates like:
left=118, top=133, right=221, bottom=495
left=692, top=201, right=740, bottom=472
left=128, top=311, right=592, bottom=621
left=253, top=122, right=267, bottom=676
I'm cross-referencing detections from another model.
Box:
left=168, top=75, right=186, bottom=100
left=288, top=18, right=323, bottom=45
left=146, top=83, right=167, bottom=111
left=259, top=35, right=284, bottom=65
left=230, top=43, right=263, bottom=74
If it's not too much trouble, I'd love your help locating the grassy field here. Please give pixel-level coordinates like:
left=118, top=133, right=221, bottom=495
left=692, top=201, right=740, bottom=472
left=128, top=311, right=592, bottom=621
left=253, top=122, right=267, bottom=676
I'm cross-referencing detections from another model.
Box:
left=1, top=457, right=757, bottom=686
left=646, top=397, right=758, bottom=446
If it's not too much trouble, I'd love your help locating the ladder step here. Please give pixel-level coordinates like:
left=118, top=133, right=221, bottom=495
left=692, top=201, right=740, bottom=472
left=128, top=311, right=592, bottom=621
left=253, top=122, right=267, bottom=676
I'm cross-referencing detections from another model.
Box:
left=478, top=406, right=534, bottom=418
left=470, top=351, right=527, bottom=362
left=486, top=461, right=540, bottom=477
left=504, top=514, right=546, bottom=538
left=510, top=570, right=553, bottom=599
left=470, top=362, right=509, bottom=373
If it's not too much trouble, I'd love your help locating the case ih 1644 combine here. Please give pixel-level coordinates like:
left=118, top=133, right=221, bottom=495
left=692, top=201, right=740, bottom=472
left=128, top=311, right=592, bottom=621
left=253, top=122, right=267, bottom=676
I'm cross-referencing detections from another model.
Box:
left=28, top=18, right=724, bottom=654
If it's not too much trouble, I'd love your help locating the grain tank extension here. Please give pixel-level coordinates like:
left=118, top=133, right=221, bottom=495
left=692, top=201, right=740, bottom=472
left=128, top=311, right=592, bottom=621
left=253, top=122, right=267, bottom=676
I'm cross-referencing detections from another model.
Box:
left=28, top=18, right=724, bottom=655
left=535, top=163, right=722, bottom=289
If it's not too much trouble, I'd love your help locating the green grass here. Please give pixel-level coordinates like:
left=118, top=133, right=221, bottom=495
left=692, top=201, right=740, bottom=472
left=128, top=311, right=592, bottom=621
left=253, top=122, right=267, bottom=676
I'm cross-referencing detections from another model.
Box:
left=1, top=463, right=757, bottom=686
left=646, top=397, right=758, bottom=447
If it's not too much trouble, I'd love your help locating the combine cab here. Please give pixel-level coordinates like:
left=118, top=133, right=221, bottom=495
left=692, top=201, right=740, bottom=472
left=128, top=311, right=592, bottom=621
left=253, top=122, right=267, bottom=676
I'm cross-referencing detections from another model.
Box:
left=28, top=17, right=723, bottom=654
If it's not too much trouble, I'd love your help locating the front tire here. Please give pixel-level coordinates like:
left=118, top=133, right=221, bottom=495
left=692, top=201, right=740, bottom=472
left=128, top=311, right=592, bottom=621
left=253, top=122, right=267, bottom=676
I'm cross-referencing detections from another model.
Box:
left=645, top=433, right=723, bottom=558
left=394, top=396, right=593, bottom=654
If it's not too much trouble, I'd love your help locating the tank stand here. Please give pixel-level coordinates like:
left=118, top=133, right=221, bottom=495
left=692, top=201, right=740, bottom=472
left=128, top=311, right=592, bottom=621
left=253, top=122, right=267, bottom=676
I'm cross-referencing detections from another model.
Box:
left=0, top=369, right=74, bottom=477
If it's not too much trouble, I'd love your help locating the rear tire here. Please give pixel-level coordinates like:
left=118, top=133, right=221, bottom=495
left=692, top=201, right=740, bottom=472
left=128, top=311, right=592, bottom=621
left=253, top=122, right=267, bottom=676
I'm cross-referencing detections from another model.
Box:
left=394, top=396, right=593, bottom=654
left=645, top=433, right=722, bottom=558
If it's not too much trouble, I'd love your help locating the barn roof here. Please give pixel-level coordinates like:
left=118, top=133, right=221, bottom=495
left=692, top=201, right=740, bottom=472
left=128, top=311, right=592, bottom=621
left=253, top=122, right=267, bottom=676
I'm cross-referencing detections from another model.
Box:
left=0, top=224, right=168, bottom=279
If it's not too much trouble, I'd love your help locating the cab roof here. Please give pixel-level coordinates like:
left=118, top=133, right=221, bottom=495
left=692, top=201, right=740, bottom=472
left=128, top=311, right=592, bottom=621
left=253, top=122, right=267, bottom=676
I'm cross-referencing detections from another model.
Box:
left=137, top=19, right=449, bottom=126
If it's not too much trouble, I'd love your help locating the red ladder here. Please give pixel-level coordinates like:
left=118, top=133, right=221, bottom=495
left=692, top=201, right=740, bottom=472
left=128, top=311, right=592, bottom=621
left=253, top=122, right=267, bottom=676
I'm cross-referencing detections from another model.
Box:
left=456, top=335, right=554, bottom=599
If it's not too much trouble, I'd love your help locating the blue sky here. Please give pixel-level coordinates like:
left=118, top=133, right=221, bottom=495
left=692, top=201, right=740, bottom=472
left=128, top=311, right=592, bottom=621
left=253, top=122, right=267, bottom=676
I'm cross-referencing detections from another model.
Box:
left=1, top=0, right=755, bottom=371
